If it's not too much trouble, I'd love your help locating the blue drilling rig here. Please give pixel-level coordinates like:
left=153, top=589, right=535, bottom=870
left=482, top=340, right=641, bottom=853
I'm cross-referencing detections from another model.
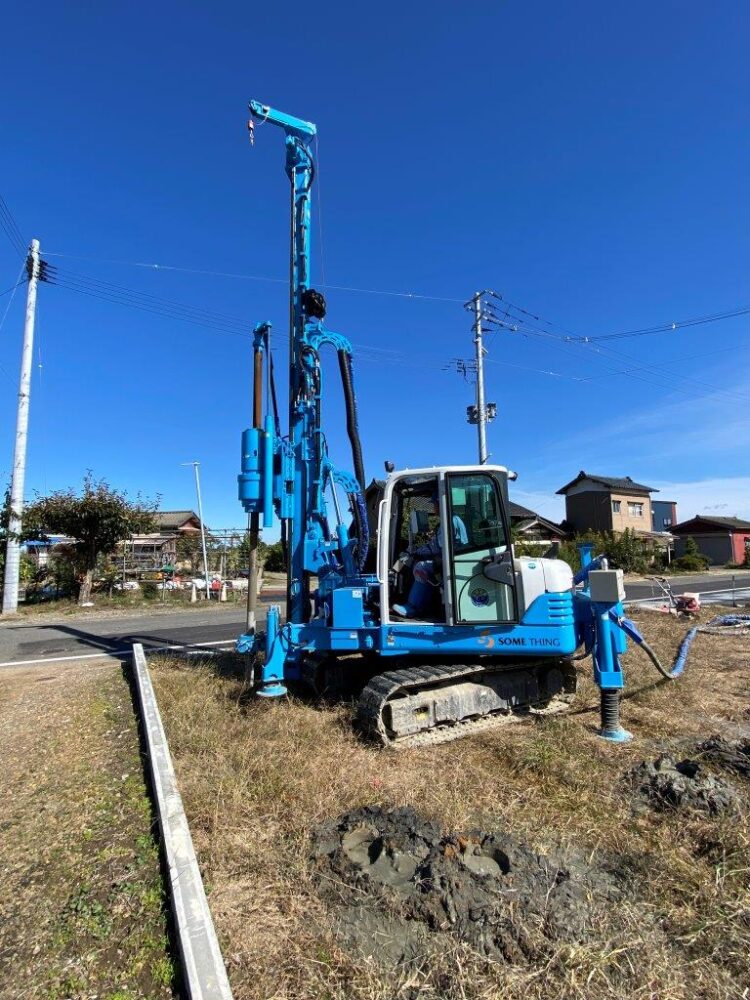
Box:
left=236, top=101, right=638, bottom=747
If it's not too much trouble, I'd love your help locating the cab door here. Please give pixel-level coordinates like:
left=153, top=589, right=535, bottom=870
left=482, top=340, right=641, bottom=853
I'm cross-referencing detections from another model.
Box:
left=446, top=472, right=517, bottom=624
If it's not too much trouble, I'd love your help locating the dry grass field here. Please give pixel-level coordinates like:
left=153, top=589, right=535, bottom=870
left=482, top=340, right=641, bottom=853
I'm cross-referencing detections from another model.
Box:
left=150, top=607, right=750, bottom=1000
left=0, top=662, right=174, bottom=1000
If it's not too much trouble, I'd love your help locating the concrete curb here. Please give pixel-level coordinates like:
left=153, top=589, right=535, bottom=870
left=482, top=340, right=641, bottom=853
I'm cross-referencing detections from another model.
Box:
left=131, top=642, right=233, bottom=1000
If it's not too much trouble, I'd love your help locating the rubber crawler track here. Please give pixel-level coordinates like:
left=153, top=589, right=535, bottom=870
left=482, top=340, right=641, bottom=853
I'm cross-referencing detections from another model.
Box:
left=356, top=659, right=576, bottom=748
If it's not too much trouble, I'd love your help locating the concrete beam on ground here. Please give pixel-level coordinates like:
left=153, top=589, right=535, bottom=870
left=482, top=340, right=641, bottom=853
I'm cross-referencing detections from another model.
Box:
left=132, top=642, right=233, bottom=1000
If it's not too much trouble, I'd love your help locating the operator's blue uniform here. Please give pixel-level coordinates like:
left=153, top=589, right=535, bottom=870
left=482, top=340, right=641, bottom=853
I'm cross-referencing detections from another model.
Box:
left=393, top=514, right=468, bottom=618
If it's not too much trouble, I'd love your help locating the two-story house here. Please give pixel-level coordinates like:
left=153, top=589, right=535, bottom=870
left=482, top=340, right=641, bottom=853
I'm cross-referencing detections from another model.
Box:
left=651, top=499, right=677, bottom=533
left=556, top=471, right=657, bottom=536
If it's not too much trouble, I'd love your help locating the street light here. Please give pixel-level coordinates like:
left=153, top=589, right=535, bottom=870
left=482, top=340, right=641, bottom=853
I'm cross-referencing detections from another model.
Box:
left=181, top=461, right=211, bottom=601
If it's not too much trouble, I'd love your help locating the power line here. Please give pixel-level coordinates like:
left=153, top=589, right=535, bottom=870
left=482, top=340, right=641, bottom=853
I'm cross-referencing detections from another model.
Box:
left=0, top=278, right=26, bottom=298
left=567, top=303, right=750, bottom=342
left=49, top=267, right=254, bottom=339
left=0, top=258, right=28, bottom=384
left=38, top=248, right=750, bottom=406
left=0, top=195, right=26, bottom=258
left=44, top=250, right=464, bottom=303
left=482, top=296, right=750, bottom=405
left=51, top=266, right=251, bottom=325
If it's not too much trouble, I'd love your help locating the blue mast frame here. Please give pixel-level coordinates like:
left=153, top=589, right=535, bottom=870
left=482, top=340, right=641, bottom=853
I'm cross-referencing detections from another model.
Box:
left=250, top=101, right=319, bottom=625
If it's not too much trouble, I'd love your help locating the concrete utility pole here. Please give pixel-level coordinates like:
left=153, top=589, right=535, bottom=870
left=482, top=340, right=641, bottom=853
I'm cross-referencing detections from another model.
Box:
left=462, top=291, right=496, bottom=464
left=473, top=291, right=488, bottom=464
left=183, top=461, right=211, bottom=600
left=3, top=240, right=40, bottom=615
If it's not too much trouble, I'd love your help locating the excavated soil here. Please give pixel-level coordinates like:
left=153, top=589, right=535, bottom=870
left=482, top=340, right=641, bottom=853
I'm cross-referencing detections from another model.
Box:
left=696, top=734, right=750, bottom=779
left=627, top=754, right=739, bottom=814
left=310, top=805, right=624, bottom=967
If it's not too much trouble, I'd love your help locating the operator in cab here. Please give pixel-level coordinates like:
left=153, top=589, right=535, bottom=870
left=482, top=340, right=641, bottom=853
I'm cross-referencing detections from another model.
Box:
left=392, top=492, right=468, bottom=619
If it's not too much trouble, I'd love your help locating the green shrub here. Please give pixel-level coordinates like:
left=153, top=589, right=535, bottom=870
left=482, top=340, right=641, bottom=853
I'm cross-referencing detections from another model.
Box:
left=262, top=541, right=285, bottom=573
left=556, top=529, right=655, bottom=574
left=672, top=536, right=709, bottom=571
left=671, top=553, right=709, bottom=572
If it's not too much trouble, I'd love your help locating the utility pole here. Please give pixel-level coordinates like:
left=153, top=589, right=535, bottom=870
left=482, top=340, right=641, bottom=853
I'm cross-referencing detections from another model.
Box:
left=463, top=291, right=496, bottom=465
left=183, top=461, right=211, bottom=600
left=3, top=240, right=40, bottom=615
left=473, top=292, right=488, bottom=464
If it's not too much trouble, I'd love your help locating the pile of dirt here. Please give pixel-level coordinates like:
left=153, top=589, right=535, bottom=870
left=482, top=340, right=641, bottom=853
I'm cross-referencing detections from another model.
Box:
left=628, top=754, right=739, bottom=814
left=696, top=735, right=750, bottom=779
left=310, top=805, right=623, bottom=967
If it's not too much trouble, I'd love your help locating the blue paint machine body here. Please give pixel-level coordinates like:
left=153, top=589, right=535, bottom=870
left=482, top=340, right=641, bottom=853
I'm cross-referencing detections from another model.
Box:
left=236, top=101, right=636, bottom=746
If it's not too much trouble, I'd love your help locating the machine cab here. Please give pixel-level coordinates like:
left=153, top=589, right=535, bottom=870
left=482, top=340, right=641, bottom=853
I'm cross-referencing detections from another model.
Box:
left=377, top=466, right=518, bottom=626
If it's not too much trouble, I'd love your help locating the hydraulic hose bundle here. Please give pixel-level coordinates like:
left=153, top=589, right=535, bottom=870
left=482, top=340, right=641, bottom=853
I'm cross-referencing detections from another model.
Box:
left=336, top=348, right=368, bottom=571
left=337, top=349, right=366, bottom=492
left=613, top=611, right=750, bottom=681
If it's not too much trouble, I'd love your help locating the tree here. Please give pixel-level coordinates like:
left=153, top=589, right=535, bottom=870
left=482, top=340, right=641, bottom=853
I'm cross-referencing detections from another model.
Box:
left=557, top=529, right=656, bottom=574
left=672, top=534, right=709, bottom=572
left=262, top=541, right=285, bottom=572
left=0, top=486, right=23, bottom=581
left=23, top=475, right=157, bottom=605
left=683, top=536, right=701, bottom=558
left=0, top=487, right=12, bottom=581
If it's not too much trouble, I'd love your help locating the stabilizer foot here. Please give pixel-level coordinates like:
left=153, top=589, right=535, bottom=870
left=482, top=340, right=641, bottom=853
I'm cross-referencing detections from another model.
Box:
left=598, top=688, right=631, bottom=743
left=599, top=726, right=633, bottom=743
left=256, top=682, right=288, bottom=698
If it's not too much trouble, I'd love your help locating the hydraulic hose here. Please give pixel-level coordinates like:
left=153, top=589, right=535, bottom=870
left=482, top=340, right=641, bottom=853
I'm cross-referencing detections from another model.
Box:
left=611, top=611, right=750, bottom=681
left=337, top=349, right=366, bottom=492
left=352, top=490, right=369, bottom=572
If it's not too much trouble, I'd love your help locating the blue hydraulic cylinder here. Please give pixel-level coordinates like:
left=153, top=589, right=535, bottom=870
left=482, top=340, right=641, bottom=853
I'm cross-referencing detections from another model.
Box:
left=592, top=605, right=625, bottom=690
left=578, top=543, right=594, bottom=569
left=238, top=428, right=262, bottom=508
left=263, top=413, right=274, bottom=529
left=592, top=602, right=632, bottom=743
left=238, top=425, right=275, bottom=528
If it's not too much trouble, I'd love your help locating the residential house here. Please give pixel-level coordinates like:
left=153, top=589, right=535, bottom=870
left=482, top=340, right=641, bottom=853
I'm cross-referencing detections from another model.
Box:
left=556, top=471, right=657, bottom=536
left=508, top=501, right=567, bottom=549
left=671, top=516, right=750, bottom=567
left=126, top=510, right=204, bottom=570
left=24, top=535, right=76, bottom=568
left=652, top=499, right=677, bottom=534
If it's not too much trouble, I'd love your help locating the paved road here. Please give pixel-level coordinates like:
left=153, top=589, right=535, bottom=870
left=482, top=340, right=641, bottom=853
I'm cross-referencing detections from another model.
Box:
left=1, top=573, right=748, bottom=667
left=0, top=603, right=273, bottom=667
left=624, top=572, right=750, bottom=602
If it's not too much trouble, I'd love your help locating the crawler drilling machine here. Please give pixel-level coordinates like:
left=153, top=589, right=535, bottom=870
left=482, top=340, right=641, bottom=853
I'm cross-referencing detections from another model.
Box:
left=236, top=101, right=638, bottom=747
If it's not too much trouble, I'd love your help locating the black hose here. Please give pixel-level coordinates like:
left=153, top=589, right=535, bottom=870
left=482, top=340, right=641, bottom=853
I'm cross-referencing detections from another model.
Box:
left=351, top=489, right=369, bottom=572
left=269, top=351, right=282, bottom=436
left=337, top=349, right=366, bottom=492
left=637, top=635, right=679, bottom=680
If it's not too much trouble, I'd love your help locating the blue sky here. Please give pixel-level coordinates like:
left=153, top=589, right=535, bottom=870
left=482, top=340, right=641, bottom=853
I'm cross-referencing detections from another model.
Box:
left=1, top=1, right=748, bottom=532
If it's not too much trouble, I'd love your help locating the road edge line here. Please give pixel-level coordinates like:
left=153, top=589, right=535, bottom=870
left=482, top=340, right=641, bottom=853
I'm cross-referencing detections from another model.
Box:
left=131, top=642, right=233, bottom=1000
left=0, top=639, right=236, bottom=669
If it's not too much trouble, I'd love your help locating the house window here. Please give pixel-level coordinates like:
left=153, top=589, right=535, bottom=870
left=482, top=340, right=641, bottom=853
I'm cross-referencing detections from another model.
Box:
left=628, top=502, right=644, bottom=518
left=611, top=500, right=621, bottom=513
left=663, top=517, right=672, bottom=528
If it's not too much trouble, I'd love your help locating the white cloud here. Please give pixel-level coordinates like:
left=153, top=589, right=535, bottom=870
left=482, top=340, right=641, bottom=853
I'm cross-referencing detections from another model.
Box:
left=652, top=477, right=750, bottom=522
left=531, top=375, right=750, bottom=469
